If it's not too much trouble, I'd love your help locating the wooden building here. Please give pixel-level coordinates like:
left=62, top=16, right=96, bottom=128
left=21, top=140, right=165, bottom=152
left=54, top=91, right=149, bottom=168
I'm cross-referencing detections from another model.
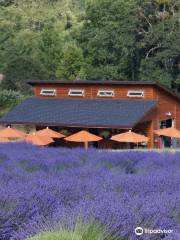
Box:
left=1, top=80, right=180, bottom=148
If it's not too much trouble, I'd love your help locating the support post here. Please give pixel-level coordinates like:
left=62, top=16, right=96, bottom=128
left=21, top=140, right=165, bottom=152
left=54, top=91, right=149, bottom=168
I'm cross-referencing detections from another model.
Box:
left=84, top=141, right=88, bottom=149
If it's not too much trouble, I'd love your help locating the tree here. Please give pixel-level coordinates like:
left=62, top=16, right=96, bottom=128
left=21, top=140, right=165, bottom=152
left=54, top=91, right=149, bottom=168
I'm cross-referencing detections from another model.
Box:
left=38, top=22, right=64, bottom=79
left=0, top=89, right=25, bottom=117
left=78, top=0, right=139, bottom=81
left=1, top=56, right=47, bottom=93
left=0, top=0, right=85, bottom=93
left=0, top=26, right=46, bottom=93
left=0, top=0, right=179, bottom=94
left=56, top=43, right=87, bottom=80
left=137, top=0, right=180, bottom=89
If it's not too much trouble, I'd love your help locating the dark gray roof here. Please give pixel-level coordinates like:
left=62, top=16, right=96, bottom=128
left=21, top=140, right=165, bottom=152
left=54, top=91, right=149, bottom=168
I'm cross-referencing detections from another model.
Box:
left=28, top=80, right=155, bottom=86
left=0, top=98, right=157, bottom=128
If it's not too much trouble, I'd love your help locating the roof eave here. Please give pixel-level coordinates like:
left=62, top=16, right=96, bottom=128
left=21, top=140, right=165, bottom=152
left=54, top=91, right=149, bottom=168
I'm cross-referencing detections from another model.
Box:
left=0, top=120, right=133, bottom=129
left=27, top=80, right=155, bottom=86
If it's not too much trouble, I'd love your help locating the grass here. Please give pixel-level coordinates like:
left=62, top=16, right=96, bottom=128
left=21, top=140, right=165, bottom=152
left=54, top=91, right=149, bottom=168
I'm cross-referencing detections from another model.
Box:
left=28, top=221, right=118, bottom=240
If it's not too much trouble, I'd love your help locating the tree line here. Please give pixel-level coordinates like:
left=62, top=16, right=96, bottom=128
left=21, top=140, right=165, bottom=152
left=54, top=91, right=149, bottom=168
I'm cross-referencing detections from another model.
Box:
left=0, top=0, right=179, bottom=96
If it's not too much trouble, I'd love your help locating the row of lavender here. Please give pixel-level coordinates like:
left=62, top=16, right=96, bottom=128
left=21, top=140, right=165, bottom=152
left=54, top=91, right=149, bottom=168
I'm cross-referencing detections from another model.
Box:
left=0, top=143, right=180, bottom=240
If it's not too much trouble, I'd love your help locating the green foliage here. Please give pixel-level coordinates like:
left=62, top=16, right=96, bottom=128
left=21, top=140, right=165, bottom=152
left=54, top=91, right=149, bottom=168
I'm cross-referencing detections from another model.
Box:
left=0, top=0, right=14, bottom=7
left=100, top=130, right=111, bottom=139
left=78, top=0, right=139, bottom=81
left=137, top=0, right=180, bottom=89
left=28, top=221, right=118, bottom=240
left=61, top=129, right=71, bottom=136
left=56, top=43, right=87, bottom=80
left=0, top=89, right=25, bottom=116
left=0, top=0, right=179, bottom=96
left=77, top=0, right=180, bottom=87
left=1, top=56, right=47, bottom=93
left=38, top=22, right=64, bottom=80
left=0, top=0, right=85, bottom=93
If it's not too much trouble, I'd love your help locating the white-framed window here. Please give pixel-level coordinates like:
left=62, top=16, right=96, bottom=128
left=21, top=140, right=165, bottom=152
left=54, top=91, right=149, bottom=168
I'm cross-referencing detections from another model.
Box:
left=40, top=89, right=56, bottom=96
left=97, top=90, right=114, bottom=97
left=127, top=90, right=144, bottom=98
left=68, top=89, right=85, bottom=97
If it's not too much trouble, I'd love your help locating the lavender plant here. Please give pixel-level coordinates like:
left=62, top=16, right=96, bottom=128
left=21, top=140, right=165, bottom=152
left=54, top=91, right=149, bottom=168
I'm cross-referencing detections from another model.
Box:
left=0, top=143, right=179, bottom=240
left=28, top=220, right=118, bottom=240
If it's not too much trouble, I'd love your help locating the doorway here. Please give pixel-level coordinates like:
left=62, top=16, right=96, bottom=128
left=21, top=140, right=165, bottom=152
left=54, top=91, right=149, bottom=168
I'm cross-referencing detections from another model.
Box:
left=159, top=119, right=173, bottom=148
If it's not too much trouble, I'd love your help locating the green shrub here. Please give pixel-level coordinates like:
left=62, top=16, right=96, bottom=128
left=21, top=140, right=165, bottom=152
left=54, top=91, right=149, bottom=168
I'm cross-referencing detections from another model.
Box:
left=100, top=130, right=111, bottom=139
left=0, top=89, right=26, bottom=117
left=0, top=89, right=24, bottom=107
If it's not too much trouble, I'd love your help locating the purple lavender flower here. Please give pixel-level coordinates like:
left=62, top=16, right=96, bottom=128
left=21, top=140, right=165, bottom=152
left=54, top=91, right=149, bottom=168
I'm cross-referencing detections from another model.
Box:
left=0, top=143, right=179, bottom=239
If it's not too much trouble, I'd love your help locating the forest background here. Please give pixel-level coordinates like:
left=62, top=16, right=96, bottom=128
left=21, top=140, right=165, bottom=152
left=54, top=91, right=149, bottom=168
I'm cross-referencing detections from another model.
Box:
left=0, top=0, right=179, bottom=116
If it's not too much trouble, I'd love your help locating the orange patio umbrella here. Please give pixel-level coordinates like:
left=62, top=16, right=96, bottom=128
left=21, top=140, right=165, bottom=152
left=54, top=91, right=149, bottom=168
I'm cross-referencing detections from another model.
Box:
left=64, top=130, right=102, bottom=149
left=0, top=138, right=10, bottom=143
left=36, top=127, right=65, bottom=138
left=25, top=132, right=54, bottom=146
left=154, top=127, right=180, bottom=138
left=0, top=126, right=26, bottom=139
left=111, top=130, right=149, bottom=143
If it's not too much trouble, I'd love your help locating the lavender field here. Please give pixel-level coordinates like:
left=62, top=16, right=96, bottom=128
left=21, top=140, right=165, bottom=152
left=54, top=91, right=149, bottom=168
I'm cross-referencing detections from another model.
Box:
left=0, top=143, right=180, bottom=240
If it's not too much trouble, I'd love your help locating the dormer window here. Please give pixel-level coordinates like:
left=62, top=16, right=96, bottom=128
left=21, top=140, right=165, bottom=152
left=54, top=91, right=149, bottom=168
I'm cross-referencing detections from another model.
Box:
left=97, top=90, right=114, bottom=97
left=127, top=90, right=144, bottom=98
left=40, top=89, right=56, bottom=96
left=68, top=89, right=84, bottom=97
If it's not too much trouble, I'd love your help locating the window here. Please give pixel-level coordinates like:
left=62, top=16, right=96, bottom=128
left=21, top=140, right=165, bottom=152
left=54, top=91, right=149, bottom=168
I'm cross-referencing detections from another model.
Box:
left=40, top=89, right=56, bottom=96
left=68, top=89, right=84, bottom=97
left=97, top=90, right=114, bottom=97
left=159, top=119, right=173, bottom=129
left=127, top=90, right=144, bottom=98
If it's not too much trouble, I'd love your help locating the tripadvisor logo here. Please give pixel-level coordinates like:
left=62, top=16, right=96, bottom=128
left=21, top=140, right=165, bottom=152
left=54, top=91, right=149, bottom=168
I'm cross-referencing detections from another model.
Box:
left=135, top=227, right=143, bottom=236
left=135, top=227, right=173, bottom=236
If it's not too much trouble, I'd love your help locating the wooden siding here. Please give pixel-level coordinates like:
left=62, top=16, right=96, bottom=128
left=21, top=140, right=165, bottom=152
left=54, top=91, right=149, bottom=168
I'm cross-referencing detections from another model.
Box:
left=33, top=84, right=154, bottom=100
left=152, top=87, right=178, bottom=130
left=133, top=121, right=153, bottom=148
left=153, top=88, right=177, bottom=120
left=138, top=87, right=180, bottom=148
left=176, top=102, right=180, bottom=129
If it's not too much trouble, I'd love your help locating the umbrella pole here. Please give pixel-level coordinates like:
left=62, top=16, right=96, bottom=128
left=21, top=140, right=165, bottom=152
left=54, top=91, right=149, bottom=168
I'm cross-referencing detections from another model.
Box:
left=84, top=141, right=88, bottom=149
